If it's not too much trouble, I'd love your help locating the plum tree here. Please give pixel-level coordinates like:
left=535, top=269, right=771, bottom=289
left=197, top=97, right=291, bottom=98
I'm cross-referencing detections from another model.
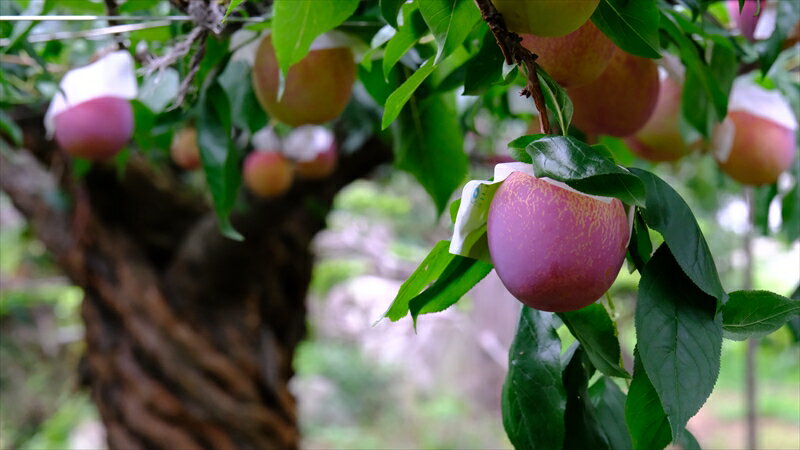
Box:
left=53, top=96, right=133, bottom=160
left=625, top=75, right=691, bottom=162
left=727, top=0, right=767, bottom=41
left=492, top=0, right=600, bottom=37
left=243, top=151, right=294, bottom=198
left=568, top=48, right=659, bottom=137
left=170, top=127, right=201, bottom=170
left=487, top=171, right=629, bottom=312
left=284, top=126, right=338, bottom=180
left=252, top=35, right=356, bottom=126
left=520, top=20, right=615, bottom=88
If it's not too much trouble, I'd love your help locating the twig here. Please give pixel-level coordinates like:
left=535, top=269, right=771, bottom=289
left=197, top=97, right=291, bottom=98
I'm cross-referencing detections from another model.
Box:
left=170, top=30, right=208, bottom=110
left=473, top=0, right=552, bottom=134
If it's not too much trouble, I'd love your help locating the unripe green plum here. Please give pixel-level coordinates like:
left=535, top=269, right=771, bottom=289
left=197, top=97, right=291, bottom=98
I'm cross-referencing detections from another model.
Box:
left=487, top=171, right=629, bottom=312
left=715, top=111, right=796, bottom=185
left=243, top=151, right=294, bottom=198
left=284, top=126, right=338, bottom=180
left=727, top=0, right=767, bottom=41
left=53, top=96, right=133, bottom=161
left=170, top=127, right=201, bottom=170
left=492, top=0, right=601, bottom=37
left=625, top=76, right=691, bottom=162
left=568, top=49, right=659, bottom=137
left=520, top=20, right=615, bottom=88
left=252, top=35, right=356, bottom=127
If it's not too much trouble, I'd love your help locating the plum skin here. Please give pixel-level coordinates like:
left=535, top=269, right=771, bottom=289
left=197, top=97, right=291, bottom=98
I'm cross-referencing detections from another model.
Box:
left=252, top=35, right=356, bottom=127
left=53, top=96, right=133, bottom=160
left=487, top=171, right=629, bottom=312
left=568, top=49, right=660, bottom=137
left=520, top=21, right=615, bottom=88
left=492, top=0, right=601, bottom=37
left=715, top=111, right=796, bottom=186
left=243, top=152, right=294, bottom=198
left=625, top=77, right=690, bottom=162
left=296, top=144, right=337, bottom=180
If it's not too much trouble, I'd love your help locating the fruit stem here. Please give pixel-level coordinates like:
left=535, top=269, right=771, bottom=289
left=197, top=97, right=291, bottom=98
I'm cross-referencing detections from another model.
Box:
left=473, top=0, right=553, bottom=135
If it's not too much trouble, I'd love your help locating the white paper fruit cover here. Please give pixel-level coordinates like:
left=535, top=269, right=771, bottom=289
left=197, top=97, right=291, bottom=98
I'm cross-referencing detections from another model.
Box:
left=44, top=51, right=138, bottom=138
left=232, top=30, right=357, bottom=67
left=251, top=127, right=282, bottom=151
left=713, top=77, right=798, bottom=162
left=284, top=126, right=334, bottom=162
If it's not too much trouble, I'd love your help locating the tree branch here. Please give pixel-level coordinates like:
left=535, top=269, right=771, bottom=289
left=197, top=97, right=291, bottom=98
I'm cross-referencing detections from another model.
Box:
left=473, top=0, right=552, bottom=134
left=0, top=148, right=78, bottom=271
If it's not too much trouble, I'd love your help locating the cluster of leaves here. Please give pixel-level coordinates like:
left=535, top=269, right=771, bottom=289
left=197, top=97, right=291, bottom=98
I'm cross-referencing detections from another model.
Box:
left=2, top=0, right=799, bottom=448
left=362, top=0, right=800, bottom=449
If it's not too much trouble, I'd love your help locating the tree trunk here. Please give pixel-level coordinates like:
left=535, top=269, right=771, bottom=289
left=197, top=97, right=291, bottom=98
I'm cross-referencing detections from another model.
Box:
left=1, top=111, right=391, bottom=449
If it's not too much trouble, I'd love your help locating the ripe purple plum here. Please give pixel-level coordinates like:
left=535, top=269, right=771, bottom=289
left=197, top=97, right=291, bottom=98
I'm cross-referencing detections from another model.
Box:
left=252, top=35, right=356, bottom=126
left=243, top=151, right=294, bottom=198
left=520, top=21, right=615, bottom=88
left=487, top=171, right=629, bottom=312
left=625, top=76, right=691, bottom=162
left=492, top=0, right=601, bottom=37
left=715, top=111, right=796, bottom=185
left=53, top=96, right=133, bottom=161
left=568, top=49, right=659, bottom=137
left=284, top=126, right=338, bottom=180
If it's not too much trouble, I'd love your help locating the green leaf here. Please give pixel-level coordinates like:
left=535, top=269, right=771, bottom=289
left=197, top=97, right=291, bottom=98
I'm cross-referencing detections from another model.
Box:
left=675, top=429, right=702, bottom=450
left=526, top=135, right=647, bottom=206
left=198, top=81, right=243, bottom=241
left=506, top=134, right=541, bottom=163
left=0, top=109, right=22, bottom=146
left=383, top=241, right=454, bottom=321
left=137, top=68, right=179, bottom=113
left=562, top=346, right=610, bottom=450
left=392, top=93, right=468, bottom=215
left=722, top=290, right=800, bottom=340
left=630, top=169, right=726, bottom=304
left=383, top=3, right=428, bottom=78
left=559, top=304, right=629, bottom=379
left=502, top=308, right=566, bottom=450
left=753, top=184, right=778, bottom=236
left=783, top=184, right=800, bottom=242
left=589, top=377, right=633, bottom=450
left=223, top=0, right=246, bottom=21
left=418, top=0, right=481, bottom=64
left=382, top=58, right=437, bottom=129
left=661, top=11, right=733, bottom=137
left=625, top=347, right=672, bottom=450
left=219, top=60, right=268, bottom=133
left=271, top=0, right=359, bottom=76
left=463, top=25, right=505, bottom=95
left=380, top=0, right=405, bottom=28
left=358, top=59, right=400, bottom=106
left=536, top=67, right=573, bottom=135
left=408, top=255, right=492, bottom=323
left=628, top=209, right=653, bottom=273
left=507, top=134, right=543, bottom=163
left=591, top=0, right=661, bottom=59
left=636, top=244, right=722, bottom=440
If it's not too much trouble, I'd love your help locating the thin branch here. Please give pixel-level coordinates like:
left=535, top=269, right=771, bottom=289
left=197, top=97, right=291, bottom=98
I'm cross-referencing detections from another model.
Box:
left=473, top=0, right=552, bottom=134
left=169, top=29, right=208, bottom=109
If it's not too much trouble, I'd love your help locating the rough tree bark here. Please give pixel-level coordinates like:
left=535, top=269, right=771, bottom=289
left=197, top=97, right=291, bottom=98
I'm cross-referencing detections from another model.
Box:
left=0, top=109, right=392, bottom=449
